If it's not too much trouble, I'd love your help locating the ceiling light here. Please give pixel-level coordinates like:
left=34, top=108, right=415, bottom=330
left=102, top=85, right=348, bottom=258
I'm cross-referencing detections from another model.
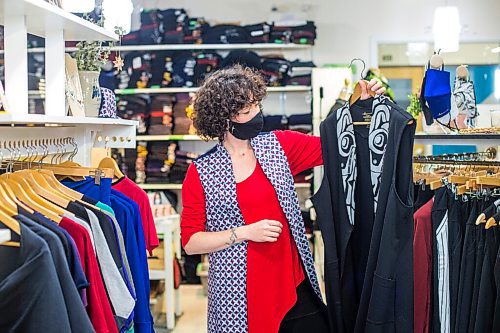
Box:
left=102, top=0, right=133, bottom=34
left=433, top=6, right=461, bottom=53
left=491, top=46, right=500, bottom=53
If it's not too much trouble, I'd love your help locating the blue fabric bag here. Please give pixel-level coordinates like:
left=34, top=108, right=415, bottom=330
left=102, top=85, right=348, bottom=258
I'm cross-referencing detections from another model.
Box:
left=423, top=68, right=452, bottom=119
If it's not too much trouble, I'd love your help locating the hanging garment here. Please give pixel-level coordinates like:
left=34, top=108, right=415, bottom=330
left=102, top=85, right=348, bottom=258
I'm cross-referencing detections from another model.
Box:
left=62, top=178, right=154, bottom=333
left=453, top=77, right=478, bottom=128
left=14, top=215, right=94, bottom=333
left=413, top=197, right=433, bottom=333
left=474, top=226, right=499, bottom=333
left=447, top=193, right=465, bottom=333
left=312, top=95, right=416, bottom=333
left=0, top=224, right=73, bottom=333
left=431, top=187, right=450, bottom=333
left=112, top=176, right=159, bottom=256
left=192, top=132, right=322, bottom=332
left=455, top=199, right=478, bottom=333
left=468, top=197, right=491, bottom=333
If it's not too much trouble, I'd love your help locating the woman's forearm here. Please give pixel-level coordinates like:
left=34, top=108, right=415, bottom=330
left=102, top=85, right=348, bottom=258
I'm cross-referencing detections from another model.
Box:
left=184, top=226, right=249, bottom=255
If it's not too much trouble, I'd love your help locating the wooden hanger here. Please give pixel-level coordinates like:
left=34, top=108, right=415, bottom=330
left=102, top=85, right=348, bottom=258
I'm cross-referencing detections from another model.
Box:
left=0, top=179, right=35, bottom=215
left=38, top=170, right=83, bottom=201
left=476, top=176, right=500, bottom=187
left=0, top=211, right=21, bottom=247
left=485, top=215, right=498, bottom=230
left=1, top=176, right=63, bottom=223
left=15, top=170, right=71, bottom=208
left=99, top=157, right=125, bottom=180
left=0, top=179, right=18, bottom=216
left=349, top=80, right=376, bottom=108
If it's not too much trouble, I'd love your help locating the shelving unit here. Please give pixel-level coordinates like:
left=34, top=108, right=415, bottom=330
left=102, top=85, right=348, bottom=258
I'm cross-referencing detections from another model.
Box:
left=0, top=0, right=136, bottom=164
left=149, top=215, right=182, bottom=330
left=3, top=42, right=313, bottom=55
left=136, top=135, right=211, bottom=141
left=115, top=85, right=312, bottom=95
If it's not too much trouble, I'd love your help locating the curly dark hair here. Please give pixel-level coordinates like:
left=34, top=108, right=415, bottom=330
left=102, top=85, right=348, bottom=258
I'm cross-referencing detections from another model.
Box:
left=193, top=64, right=267, bottom=141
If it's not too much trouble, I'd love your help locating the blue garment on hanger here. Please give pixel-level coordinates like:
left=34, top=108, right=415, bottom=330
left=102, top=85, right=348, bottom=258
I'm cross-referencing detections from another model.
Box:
left=62, top=177, right=112, bottom=206
left=110, top=190, right=153, bottom=333
left=62, top=177, right=154, bottom=333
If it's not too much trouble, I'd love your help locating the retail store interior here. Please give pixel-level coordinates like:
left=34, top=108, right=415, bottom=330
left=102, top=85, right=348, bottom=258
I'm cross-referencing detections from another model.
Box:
left=0, top=0, right=500, bottom=332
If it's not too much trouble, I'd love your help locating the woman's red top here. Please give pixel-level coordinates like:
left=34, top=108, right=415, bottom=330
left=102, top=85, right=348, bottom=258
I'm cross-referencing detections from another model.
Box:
left=181, top=130, right=322, bottom=333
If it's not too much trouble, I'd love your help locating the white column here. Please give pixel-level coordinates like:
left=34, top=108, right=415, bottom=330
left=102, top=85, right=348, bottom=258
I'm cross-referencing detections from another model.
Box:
left=4, top=2, right=28, bottom=115
left=45, top=27, right=66, bottom=116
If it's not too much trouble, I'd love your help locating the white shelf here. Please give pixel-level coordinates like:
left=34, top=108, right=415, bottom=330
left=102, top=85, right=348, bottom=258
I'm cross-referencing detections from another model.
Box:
left=138, top=183, right=310, bottom=190
left=107, top=43, right=312, bottom=52
left=0, top=114, right=138, bottom=126
left=0, top=0, right=118, bottom=41
left=115, top=85, right=311, bottom=95
left=136, top=135, right=215, bottom=141
left=139, top=184, right=183, bottom=190
left=0, top=229, right=10, bottom=243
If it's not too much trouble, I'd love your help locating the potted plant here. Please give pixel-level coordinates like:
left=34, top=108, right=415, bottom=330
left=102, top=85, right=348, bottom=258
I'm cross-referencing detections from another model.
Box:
left=75, top=15, right=111, bottom=117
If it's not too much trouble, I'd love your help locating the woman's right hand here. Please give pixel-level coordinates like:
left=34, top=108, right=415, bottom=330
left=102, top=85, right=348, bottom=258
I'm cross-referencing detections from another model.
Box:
left=241, top=219, right=283, bottom=243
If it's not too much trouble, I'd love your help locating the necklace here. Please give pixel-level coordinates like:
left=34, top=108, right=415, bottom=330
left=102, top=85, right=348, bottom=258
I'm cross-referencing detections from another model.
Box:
left=224, top=142, right=252, bottom=157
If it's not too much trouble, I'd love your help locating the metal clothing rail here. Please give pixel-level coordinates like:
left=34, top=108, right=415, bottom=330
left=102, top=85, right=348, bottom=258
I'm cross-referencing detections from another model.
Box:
left=413, top=158, right=500, bottom=167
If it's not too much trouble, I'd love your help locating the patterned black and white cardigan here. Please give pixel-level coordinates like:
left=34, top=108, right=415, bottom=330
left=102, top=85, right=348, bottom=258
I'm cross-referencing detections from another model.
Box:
left=193, top=132, right=322, bottom=333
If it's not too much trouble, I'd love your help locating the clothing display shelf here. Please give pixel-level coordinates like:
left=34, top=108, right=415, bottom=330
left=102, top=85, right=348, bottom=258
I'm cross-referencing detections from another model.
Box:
left=0, top=0, right=136, bottom=166
left=115, top=86, right=312, bottom=95
left=13, top=43, right=313, bottom=54
left=149, top=215, right=182, bottom=330
left=136, top=135, right=216, bottom=141
left=137, top=183, right=311, bottom=191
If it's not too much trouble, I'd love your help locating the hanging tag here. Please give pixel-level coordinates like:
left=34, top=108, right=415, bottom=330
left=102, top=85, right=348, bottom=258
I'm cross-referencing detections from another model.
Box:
left=94, top=170, right=102, bottom=185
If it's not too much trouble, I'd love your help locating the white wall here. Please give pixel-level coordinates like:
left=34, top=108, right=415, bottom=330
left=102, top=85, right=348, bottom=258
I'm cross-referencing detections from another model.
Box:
left=136, top=0, right=500, bottom=67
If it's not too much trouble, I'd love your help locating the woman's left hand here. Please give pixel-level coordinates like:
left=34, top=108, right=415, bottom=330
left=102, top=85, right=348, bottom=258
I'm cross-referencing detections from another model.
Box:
left=359, top=79, right=386, bottom=99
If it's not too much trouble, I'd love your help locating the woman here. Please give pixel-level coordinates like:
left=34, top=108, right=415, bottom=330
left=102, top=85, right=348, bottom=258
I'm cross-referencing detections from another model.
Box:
left=181, top=64, right=385, bottom=333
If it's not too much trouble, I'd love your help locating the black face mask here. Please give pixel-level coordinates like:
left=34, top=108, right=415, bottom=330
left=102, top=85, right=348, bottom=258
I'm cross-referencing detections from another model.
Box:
left=229, top=111, right=264, bottom=140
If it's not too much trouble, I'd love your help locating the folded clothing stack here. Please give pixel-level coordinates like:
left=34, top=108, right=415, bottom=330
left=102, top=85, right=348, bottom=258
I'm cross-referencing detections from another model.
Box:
left=140, top=9, right=164, bottom=45
left=118, top=52, right=156, bottom=89
left=263, top=113, right=312, bottom=132
left=220, top=50, right=262, bottom=70
left=148, top=95, right=175, bottom=135
left=146, top=142, right=177, bottom=183
left=169, top=150, right=198, bottom=183
left=288, top=60, right=315, bottom=86
left=263, top=115, right=288, bottom=132
left=270, top=21, right=317, bottom=45
left=122, top=8, right=317, bottom=45
left=115, top=49, right=312, bottom=89
left=202, top=24, right=250, bottom=44
left=173, top=93, right=193, bottom=135
left=136, top=142, right=148, bottom=184
left=184, top=17, right=209, bottom=44
left=193, top=52, right=222, bottom=85
left=244, top=23, right=272, bottom=43
left=260, top=56, right=292, bottom=86
left=161, top=8, right=189, bottom=44
left=117, top=96, right=150, bottom=134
